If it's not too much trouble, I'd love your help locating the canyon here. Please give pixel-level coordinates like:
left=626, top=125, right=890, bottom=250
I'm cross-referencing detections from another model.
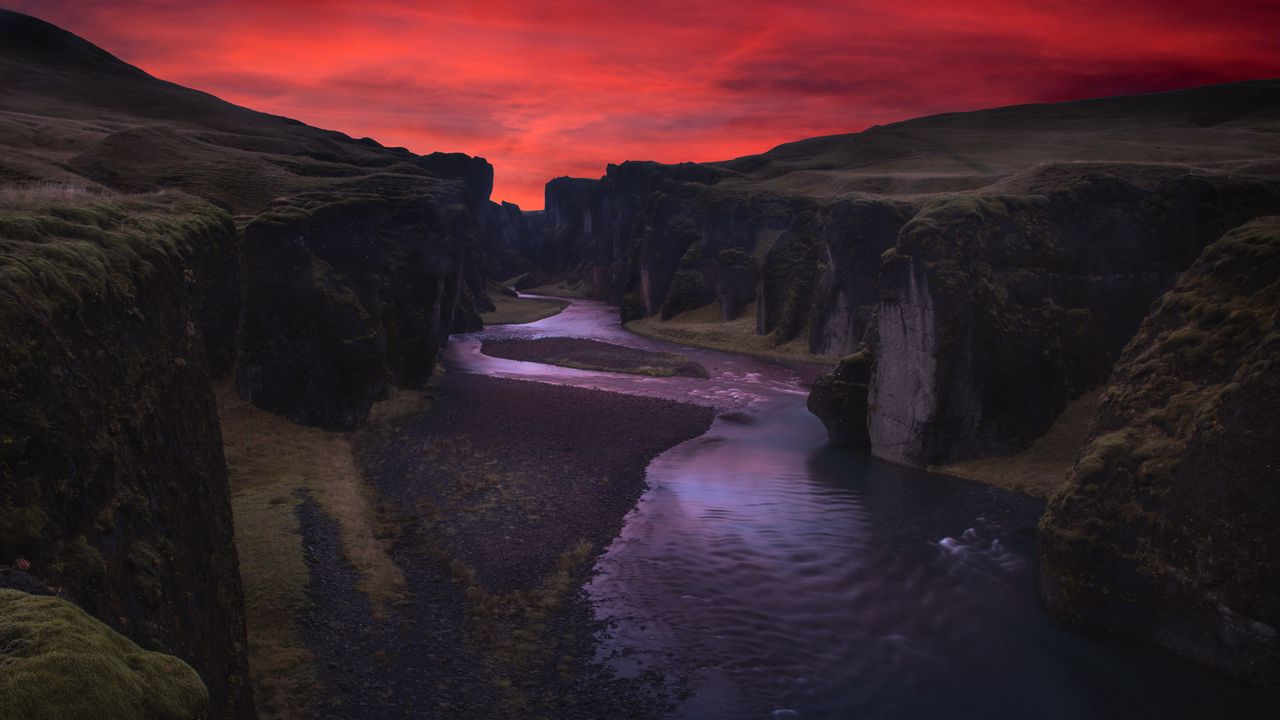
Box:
left=525, top=84, right=1280, bottom=685
left=1, top=7, right=1278, bottom=718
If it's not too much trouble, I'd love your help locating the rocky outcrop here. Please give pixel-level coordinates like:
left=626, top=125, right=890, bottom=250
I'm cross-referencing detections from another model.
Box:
left=867, top=172, right=1280, bottom=466
left=0, top=195, right=253, bottom=719
left=1039, top=216, right=1280, bottom=686
left=236, top=180, right=480, bottom=431
left=806, top=351, right=872, bottom=447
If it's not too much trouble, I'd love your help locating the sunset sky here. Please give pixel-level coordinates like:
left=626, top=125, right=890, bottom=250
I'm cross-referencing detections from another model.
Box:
left=15, top=0, right=1280, bottom=208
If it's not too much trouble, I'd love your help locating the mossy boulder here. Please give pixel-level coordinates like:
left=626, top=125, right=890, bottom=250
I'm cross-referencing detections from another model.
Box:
left=0, top=589, right=208, bottom=720
left=807, top=351, right=872, bottom=447
left=1039, top=216, right=1280, bottom=686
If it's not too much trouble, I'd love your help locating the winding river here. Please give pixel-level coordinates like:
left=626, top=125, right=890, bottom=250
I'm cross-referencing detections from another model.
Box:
left=444, top=297, right=1279, bottom=720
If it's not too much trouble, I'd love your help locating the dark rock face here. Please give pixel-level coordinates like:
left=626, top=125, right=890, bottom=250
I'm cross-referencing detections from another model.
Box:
left=417, top=152, right=495, bottom=203
left=534, top=163, right=742, bottom=306
left=541, top=176, right=604, bottom=272
left=534, top=163, right=909, bottom=358
left=1039, top=216, right=1280, bottom=687
left=806, top=351, right=872, bottom=447
left=478, top=200, right=537, bottom=282
left=0, top=567, right=55, bottom=596
left=0, top=197, right=254, bottom=720
left=237, top=185, right=477, bottom=431
left=807, top=198, right=913, bottom=354
left=868, top=173, right=1280, bottom=466
left=559, top=162, right=1280, bottom=474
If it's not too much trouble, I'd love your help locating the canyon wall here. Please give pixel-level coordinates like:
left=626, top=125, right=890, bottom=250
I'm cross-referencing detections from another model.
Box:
left=0, top=195, right=253, bottom=720
left=1039, top=216, right=1280, bottom=686
left=536, top=161, right=1278, bottom=472
left=532, top=91, right=1280, bottom=686
left=868, top=171, right=1280, bottom=465
left=236, top=179, right=483, bottom=431
left=533, top=162, right=903, bottom=352
left=0, top=11, right=514, bottom=718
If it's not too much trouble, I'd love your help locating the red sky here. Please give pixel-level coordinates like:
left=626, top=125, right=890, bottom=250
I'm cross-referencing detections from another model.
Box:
left=14, top=0, right=1280, bottom=208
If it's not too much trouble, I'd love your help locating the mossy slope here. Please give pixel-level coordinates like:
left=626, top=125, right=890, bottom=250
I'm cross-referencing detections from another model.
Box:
left=0, top=589, right=208, bottom=720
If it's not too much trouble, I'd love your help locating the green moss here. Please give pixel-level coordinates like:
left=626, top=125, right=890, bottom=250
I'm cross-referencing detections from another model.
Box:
left=0, top=589, right=208, bottom=720
left=1075, top=430, right=1134, bottom=480
left=51, top=536, right=108, bottom=592
left=717, top=248, right=750, bottom=267
left=0, top=505, right=46, bottom=562
left=0, top=191, right=233, bottom=319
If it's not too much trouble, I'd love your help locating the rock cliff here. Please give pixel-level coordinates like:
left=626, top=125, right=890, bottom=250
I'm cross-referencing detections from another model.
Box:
left=868, top=172, right=1280, bottom=466
left=806, top=350, right=872, bottom=447
left=0, top=193, right=252, bottom=719
left=1039, top=216, right=1280, bottom=686
left=237, top=181, right=480, bottom=430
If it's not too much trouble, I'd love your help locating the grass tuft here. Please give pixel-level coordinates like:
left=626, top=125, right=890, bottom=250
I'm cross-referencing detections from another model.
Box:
left=216, top=384, right=413, bottom=720
left=932, top=391, right=1103, bottom=497
left=626, top=301, right=835, bottom=365
left=481, top=294, right=568, bottom=326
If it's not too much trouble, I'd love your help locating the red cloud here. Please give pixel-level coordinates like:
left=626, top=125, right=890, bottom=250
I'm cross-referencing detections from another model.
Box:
left=12, top=0, right=1280, bottom=208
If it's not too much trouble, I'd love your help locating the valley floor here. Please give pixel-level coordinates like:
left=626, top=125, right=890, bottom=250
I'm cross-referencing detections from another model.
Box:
left=221, top=371, right=713, bottom=719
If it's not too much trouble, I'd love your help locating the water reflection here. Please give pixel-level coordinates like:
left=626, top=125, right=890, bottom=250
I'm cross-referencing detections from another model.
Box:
left=446, top=297, right=1280, bottom=720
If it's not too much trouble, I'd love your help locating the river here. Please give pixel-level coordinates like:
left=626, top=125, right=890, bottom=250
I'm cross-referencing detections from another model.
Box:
left=444, top=296, right=1279, bottom=720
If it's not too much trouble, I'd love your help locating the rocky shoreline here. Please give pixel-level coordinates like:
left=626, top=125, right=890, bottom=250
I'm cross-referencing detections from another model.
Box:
left=292, top=371, right=714, bottom=718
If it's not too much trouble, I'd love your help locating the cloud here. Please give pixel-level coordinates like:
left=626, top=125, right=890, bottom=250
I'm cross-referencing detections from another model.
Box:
left=12, top=0, right=1280, bottom=207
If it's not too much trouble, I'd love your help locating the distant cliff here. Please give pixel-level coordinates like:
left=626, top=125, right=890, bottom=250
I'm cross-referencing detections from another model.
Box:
left=531, top=81, right=1280, bottom=469
left=1039, top=216, right=1280, bottom=686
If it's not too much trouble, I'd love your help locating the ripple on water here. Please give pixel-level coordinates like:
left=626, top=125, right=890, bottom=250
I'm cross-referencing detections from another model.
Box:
left=453, top=298, right=1280, bottom=720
